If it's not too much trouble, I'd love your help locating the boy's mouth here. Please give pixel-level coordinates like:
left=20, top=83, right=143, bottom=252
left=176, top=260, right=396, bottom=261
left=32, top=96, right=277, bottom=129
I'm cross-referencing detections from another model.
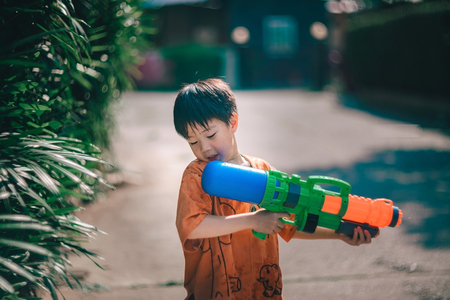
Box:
left=207, top=154, right=219, bottom=162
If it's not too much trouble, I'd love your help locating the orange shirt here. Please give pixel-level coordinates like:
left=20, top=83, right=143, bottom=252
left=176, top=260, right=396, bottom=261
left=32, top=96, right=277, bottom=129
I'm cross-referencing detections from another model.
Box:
left=176, top=155, right=296, bottom=300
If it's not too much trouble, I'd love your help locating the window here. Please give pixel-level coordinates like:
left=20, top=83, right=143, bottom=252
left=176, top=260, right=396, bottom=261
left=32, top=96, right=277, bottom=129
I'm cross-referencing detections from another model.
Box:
left=263, top=16, right=298, bottom=58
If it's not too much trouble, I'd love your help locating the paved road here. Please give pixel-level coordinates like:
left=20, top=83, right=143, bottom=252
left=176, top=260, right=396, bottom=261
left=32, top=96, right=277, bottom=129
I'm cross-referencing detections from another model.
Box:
left=53, top=90, right=450, bottom=300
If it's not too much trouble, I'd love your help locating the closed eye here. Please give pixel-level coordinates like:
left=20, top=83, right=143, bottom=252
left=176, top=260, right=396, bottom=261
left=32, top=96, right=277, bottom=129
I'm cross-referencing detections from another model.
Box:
left=207, top=132, right=216, bottom=139
left=189, top=141, right=198, bottom=145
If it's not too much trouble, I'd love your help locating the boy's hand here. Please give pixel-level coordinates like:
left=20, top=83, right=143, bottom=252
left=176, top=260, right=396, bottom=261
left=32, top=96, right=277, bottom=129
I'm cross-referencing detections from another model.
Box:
left=251, top=209, right=291, bottom=235
left=338, top=226, right=380, bottom=246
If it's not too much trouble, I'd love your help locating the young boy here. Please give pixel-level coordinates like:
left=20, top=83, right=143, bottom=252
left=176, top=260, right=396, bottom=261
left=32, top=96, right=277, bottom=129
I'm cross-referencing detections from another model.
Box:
left=174, top=78, right=376, bottom=300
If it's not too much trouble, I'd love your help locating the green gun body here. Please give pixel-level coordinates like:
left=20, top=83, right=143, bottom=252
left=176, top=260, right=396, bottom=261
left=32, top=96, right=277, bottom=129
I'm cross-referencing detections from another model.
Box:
left=262, top=170, right=349, bottom=233
left=202, top=161, right=402, bottom=240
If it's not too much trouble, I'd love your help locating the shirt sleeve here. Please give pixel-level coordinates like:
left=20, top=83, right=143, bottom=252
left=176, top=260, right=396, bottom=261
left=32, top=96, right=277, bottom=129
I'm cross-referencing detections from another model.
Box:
left=278, top=215, right=297, bottom=243
left=176, top=162, right=211, bottom=252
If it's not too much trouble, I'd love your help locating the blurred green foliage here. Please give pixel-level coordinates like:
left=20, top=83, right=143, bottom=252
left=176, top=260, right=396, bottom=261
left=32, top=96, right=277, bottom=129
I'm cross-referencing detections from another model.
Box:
left=0, top=0, right=155, bottom=298
left=160, top=43, right=225, bottom=90
left=0, top=0, right=155, bottom=150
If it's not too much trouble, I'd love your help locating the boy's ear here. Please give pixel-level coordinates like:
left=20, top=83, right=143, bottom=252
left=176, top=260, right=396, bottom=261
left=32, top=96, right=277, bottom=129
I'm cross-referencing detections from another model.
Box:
left=230, top=113, right=239, bottom=133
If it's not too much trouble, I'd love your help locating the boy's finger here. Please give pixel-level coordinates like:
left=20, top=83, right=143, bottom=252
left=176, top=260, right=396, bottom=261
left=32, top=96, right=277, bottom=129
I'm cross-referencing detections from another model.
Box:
left=354, top=227, right=365, bottom=245
left=352, top=228, right=359, bottom=243
left=358, top=227, right=366, bottom=243
left=276, top=212, right=291, bottom=219
left=364, top=230, right=372, bottom=244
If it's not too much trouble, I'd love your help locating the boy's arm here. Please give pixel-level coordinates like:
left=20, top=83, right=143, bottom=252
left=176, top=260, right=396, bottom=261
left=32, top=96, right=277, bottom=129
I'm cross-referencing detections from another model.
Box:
left=187, top=209, right=290, bottom=239
left=293, top=226, right=379, bottom=246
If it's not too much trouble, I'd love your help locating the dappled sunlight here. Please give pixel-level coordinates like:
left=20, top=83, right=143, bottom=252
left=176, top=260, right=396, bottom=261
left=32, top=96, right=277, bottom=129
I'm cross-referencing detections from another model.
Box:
left=294, top=149, right=450, bottom=249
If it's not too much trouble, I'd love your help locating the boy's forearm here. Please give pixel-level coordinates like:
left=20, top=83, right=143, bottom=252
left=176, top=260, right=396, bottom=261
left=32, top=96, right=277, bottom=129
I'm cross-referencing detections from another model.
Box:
left=292, top=227, right=340, bottom=240
left=187, top=213, right=254, bottom=239
left=293, top=226, right=376, bottom=247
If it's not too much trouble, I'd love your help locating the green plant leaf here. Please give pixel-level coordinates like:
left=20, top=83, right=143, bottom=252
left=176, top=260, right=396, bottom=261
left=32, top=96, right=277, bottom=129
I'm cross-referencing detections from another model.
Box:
left=0, top=215, right=36, bottom=222
left=58, top=187, right=92, bottom=199
left=0, top=223, right=53, bottom=231
left=0, top=60, right=46, bottom=68
left=0, top=28, right=67, bottom=54
left=19, top=158, right=61, bottom=197
left=51, top=206, right=83, bottom=216
left=0, top=256, right=38, bottom=283
left=30, top=150, right=114, bottom=189
left=0, top=191, right=11, bottom=199
left=0, top=274, right=15, bottom=294
left=48, top=121, right=62, bottom=130
left=0, top=239, right=54, bottom=257
left=3, top=182, right=27, bottom=209
left=68, top=69, right=93, bottom=90
left=22, top=189, right=56, bottom=217
left=42, top=160, right=93, bottom=195
left=10, top=121, right=24, bottom=129
left=43, top=277, right=58, bottom=300
left=4, top=167, right=29, bottom=190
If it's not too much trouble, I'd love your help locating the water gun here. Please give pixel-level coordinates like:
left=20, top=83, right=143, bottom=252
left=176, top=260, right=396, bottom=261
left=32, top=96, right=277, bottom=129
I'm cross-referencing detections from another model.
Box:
left=201, top=161, right=403, bottom=240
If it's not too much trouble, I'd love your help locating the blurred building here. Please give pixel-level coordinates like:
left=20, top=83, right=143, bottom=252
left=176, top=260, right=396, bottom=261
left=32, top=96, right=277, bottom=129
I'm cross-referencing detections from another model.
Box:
left=137, top=0, right=329, bottom=90
left=330, top=0, right=450, bottom=127
left=136, top=0, right=450, bottom=127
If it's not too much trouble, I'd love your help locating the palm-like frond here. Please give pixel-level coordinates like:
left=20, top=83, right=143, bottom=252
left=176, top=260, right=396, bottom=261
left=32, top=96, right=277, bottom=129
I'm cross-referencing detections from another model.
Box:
left=0, top=0, right=155, bottom=298
left=0, top=0, right=155, bottom=151
left=0, top=133, right=113, bottom=298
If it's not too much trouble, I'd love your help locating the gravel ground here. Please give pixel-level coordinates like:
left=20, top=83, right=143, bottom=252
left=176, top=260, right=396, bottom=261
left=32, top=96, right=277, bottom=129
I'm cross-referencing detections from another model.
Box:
left=47, top=90, right=450, bottom=300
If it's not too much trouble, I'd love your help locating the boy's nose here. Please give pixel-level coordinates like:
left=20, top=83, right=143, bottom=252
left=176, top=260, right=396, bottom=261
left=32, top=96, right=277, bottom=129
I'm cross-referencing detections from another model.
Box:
left=201, top=141, right=211, bottom=153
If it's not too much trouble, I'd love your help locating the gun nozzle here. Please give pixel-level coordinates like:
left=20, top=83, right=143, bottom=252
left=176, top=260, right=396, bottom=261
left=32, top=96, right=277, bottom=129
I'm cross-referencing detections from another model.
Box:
left=396, top=210, right=403, bottom=226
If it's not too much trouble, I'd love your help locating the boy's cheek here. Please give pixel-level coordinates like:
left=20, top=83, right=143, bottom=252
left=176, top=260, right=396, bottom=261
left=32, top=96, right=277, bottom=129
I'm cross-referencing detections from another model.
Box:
left=189, top=145, right=200, bottom=155
left=192, top=150, right=207, bottom=162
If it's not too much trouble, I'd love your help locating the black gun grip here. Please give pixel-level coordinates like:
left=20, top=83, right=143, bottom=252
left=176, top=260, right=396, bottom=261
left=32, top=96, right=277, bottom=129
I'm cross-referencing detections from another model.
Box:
left=336, top=221, right=379, bottom=238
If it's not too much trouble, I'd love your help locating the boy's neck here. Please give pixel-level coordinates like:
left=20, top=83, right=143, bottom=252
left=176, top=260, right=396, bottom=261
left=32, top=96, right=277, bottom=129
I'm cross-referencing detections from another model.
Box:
left=220, top=152, right=248, bottom=166
left=232, top=153, right=250, bottom=167
left=240, top=154, right=251, bottom=167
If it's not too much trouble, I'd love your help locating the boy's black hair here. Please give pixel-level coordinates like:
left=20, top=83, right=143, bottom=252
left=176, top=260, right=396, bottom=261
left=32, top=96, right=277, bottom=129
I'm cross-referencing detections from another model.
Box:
left=173, top=78, right=237, bottom=139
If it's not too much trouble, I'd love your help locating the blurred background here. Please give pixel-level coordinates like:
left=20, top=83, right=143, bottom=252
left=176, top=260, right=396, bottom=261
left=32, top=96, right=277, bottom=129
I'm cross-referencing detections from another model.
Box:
left=136, top=0, right=450, bottom=129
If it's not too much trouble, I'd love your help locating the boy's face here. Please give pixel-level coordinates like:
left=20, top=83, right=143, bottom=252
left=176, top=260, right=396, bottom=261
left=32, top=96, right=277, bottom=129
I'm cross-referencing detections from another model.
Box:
left=186, top=114, right=240, bottom=164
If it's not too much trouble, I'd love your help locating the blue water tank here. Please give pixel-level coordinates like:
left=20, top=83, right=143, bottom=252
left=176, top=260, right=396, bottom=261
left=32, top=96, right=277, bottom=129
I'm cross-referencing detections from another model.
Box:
left=201, top=161, right=267, bottom=204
